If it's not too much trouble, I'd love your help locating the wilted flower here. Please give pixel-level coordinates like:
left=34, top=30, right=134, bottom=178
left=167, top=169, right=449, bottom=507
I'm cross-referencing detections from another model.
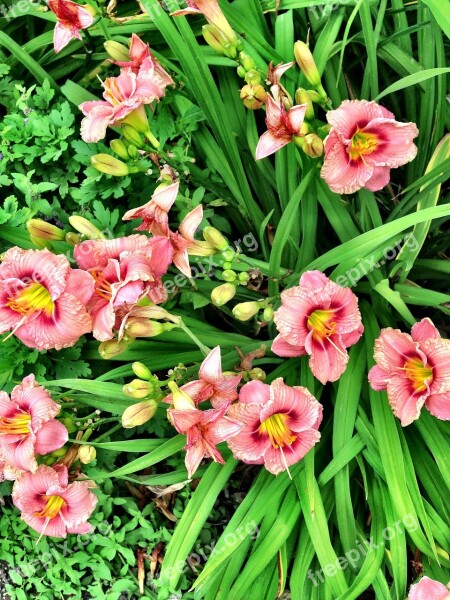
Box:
left=408, top=576, right=450, bottom=599
left=321, top=100, right=419, bottom=194
left=272, top=271, right=364, bottom=384
left=368, top=318, right=450, bottom=426
left=227, top=378, right=323, bottom=476
left=171, top=0, right=237, bottom=45
left=12, top=464, right=97, bottom=538
left=0, top=247, right=94, bottom=350
left=0, top=375, right=68, bottom=477
left=47, top=0, right=95, bottom=54
left=123, top=181, right=179, bottom=235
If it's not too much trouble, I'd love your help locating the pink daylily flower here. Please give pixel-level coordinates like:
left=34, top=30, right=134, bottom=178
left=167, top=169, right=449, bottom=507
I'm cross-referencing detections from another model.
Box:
left=79, top=55, right=172, bottom=143
left=256, top=95, right=308, bottom=160
left=47, top=0, right=95, bottom=54
left=74, top=235, right=173, bottom=341
left=368, top=318, right=450, bottom=426
left=122, top=181, right=179, bottom=235
left=227, top=378, right=323, bottom=476
left=272, top=271, right=364, bottom=384
left=164, top=346, right=241, bottom=408
left=171, top=0, right=236, bottom=44
left=321, top=99, right=419, bottom=194
left=168, top=393, right=243, bottom=478
left=12, top=464, right=97, bottom=539
left=408, top=576, right=450, bottom=599
left=0, top=375, right=68, bottom=478
left=0, top=247, right=94, bottom=351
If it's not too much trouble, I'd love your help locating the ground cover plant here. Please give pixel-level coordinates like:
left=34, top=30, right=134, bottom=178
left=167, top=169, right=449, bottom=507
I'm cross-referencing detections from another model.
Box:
left=0, top=0, right=449, bottom=599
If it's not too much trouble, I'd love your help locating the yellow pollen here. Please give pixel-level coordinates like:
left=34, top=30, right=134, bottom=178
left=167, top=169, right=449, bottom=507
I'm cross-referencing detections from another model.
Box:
left=259, top=413, right=296, bottom=449
left=307, top=309, right=337, bottom=340
left=91, top=269, right=112, bottom=300
left=34, top=495, right=66, bottom=520
left=349, top=129, right=379, bottom=161
left=0, top=412, right=31, bottom=436
left=6, top=283, right=54, bottom=317
left=403, top=358, right=433, bottom=393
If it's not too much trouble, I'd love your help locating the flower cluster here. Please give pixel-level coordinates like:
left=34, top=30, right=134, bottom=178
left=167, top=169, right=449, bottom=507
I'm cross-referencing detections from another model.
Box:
left=0, top=375, right=97, bottom=538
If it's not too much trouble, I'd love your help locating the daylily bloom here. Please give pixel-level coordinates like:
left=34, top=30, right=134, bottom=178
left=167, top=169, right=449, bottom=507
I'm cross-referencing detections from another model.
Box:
left=0, top=375, right=68, bottom=477
left=0, top=247, right=94, bottom=350
left=122, top=181, right=179, bottom=235
left=47, top=0, right=95, bottom=54
left=79, top=57, right=172, bottom=143
left=272, top=271, right=364, bottom=384
left=74, top=235, right=173, bottom=341
left=256, top=95, right=308, bottom=160
left=408, top=576, right=450, bottom=599
left=168, top=385, right=242, bottom=478
left=164, top=346, right=241, bottom=408
left=227, top=378, right=323, bottom=476
left=321, top=99, right=419, bottom=194
left=171, top=0, right=237, bottom=45
left=368, top=318, right=450, bottom=426
left=12, top=464, right=97, bottom=538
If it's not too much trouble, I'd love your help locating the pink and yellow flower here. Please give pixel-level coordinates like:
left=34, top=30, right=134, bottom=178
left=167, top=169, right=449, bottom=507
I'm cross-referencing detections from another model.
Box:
left=123, top=181, right=179, bottom=235
left=74, top=235, right=173, bottom=341
left=47, top=0, right=95, bottom=54
left=321, top=99, right=418, bottom=194
left=227, top=378, right=322, bottom=476
left=256, top=95, right=308, bottom=160
left=272, top=271, right=364, bottom=384
left=12, top=464, right=97, bottom=538
left=164, top=346, right=241, bottom=408
left=408, top=576, right=450, bottom=600
left=0, top=247, right=94, bottom=350
left=168, top=385, right=243, bottom=478
left=0, top=375, right=68, bottom=477
left=368, top=318, right=450, bottom=426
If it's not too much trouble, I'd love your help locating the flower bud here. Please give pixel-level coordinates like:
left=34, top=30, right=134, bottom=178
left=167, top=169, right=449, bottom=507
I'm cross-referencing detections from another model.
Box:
left=29, top=235, right=52, bottom=249
left=122, top=124, right=145, bottom=148
left=295, top=88, right=315, bottom=121
left=59, top=417, right=77, bottom=433
left=120, top=106, right=160, bottom=148
left=239, top=52, right=255, bottom=72
left=237, top=65, right=247, bottom=78
left=307, top=89, right=322, bottom=103
left=78, top=445, right=96, bottom=464
left=122, top=399, right=158, bottom=428
left=232, top=301, right=260, bottom=321
left=202, top=24, right=228, bottom=55
left=263, top=306, right=274, bottom=322
left=104, top=40, right=130, bottom=62
left=222, top=249, right=235, bottom=262
left=110, top=139, right=130, bottom=161
left=132, top=362, right=152, bottom=381
left=294, top=41, right=322, bottom=88
left=202, top=226, right=229, bottom=251
left=69, top=216, right=105, bottom=240
left=223, top=261, right=232, bottom=270
left=123, top=379, right=155, bottom=399
left=125, top=319, right=167, bottom=338
left=238, top=272, right=250, bottom=284
left=240, top=84, right=267, bottom=110
left=302, top=133, right=324, bottom=158
left=98, top=337, right=131, bottom=359
left=249, top=367, right=266, bottom=381
left=91, top=154, right=131, bottom=176
left=211, top=283, right=236, bottom=306
left=222, top=269, right=236, bottom=282
left=65, top=232, right=82, bottom=245
left=127, top=145, right=138, bottom=159
left=168, top=382, right=196, bottom=411
left=26, top=219, right=65, bottom=241
left=244, top=69, right=262, bottom=86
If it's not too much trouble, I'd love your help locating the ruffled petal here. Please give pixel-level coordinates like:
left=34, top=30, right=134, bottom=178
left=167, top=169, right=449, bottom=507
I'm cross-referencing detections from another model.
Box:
left=34, top=420, right=68, bottom=455
left=321, top=135, right=373, bottom=195
left=64, top=269, right=94, bottom=306
left=305, top=331, right=349, bottom=384
left=326, top=99, right=388, bottom=140
left=262, top=428, right=321, bottom=475
left=60, top=481, right=98, bottom=527
left=364, top=166, right=391, bottom=192
left=411, top=318, right=441, bottom=342
left=425, top=392, right=450, bottom=421
left=373, top=328, right=418, bottom=373
left=368, top=365, right=389, bottom=391
left=386, top=374, right=427, bottom=426
left=239, top=380, right=270, bottom=405
left=364, top=118, right=418, bottom=168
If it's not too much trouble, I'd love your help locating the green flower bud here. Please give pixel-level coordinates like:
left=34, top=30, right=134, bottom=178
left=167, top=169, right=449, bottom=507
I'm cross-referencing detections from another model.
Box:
left=294, top=88, right=315, bottom=121
left=222, top=269, right=237, bottom=282
left=98, top=337, right=131, bottom=359
left=263, top=306, right=274, bottom=322
left=122, top=399, right=158, bottom=428
left=91, top=154, right=130, bottom=176
left=294, top=41, right=322, bottom=88
left=132, top=362, right=152, bottom=381
left=211, top=283, right=236, bottom=306
left=123, top=379, right=155, bottom=399
left=239, top=52, right=255, bottom=71
left=110, top=139, right=130, bottom=161
left=69, top=216, right=105, bottom=240
left=26, top=219, right=65, bottom=241
left=104, top=40, right=130, bottom=62
left=232, top=301, right=260, bottom=321
left=202, top=226, right=229, bottom=251
left=122, top=124, right=145, bottom=148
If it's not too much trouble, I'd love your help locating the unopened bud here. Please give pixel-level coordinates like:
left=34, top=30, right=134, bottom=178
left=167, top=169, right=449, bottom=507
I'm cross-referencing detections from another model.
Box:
left=29, top=235, right=52, bottom=249
left=307, top=89, right=322, bottom=103
left=294, top=41, right=322, bottom=88
left=222, top=269, right=237, bottom=282
left=238, top=272, right=250, bottom=284
left=302, top=133, right=324, bottom=158
left=240, top=84, right=266, bottom=110
left=65, top=232, right=82, bottom=245
left=211, top=283, right=236, bottom=306
left=222, top=249, right=235, bottom=262
left=202, top=226, right=229, bottom=251
left=128, top=145, right=138, bottom=159
left=123, top=379, right=155, bottom=399
left=120, top=106, right=160, bottom=148
left=202, top=24, right=228, bottom=55
left=78, top=445, right=96, bottom=464
left=168, top=381, right=196, bottom=411
left=132, top=362, right=152, bottom=381
left=239, top=52, right=255, bottom=71
left=237, top=65, right=246, bottom=78
left=110, top=139, right=130, bottom=160
left=69, top=216, right=105, bottom=240
left=98, top=337, right=131, bottom=359
left=232, top=301, right=260, bottom=321
left=295, top=88, right=314, bottom=120
left=122, top=399, right=158, bottom=428
left=91, top=154, right=131, bottom=176
left=27, top=219, right=65, bottom=241
left=104, top=40, right=130, bottom=62
left=249, top=367, right=266, bottom=381
left=122, top=125, right=145, bottom=148
left=244, top=69, right=261, bottom=86
left=125, top=319, right=168, bottom=338
left=262, top=306, right=274, bottom=322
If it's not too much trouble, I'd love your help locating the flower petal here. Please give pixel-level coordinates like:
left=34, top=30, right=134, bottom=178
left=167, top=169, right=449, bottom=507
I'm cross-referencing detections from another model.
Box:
left=411, top=318, right=441, bottom=343
left=368, top=365, right=389, bottom=391
left=263, top=428, right=321, bottom=475
left=239, top=380, right=270, bottom=405
left=34, top=420, right=68, bottom=455
left=373, top=328, right=418, bottom=373
left=60, top=481, right=98, bottom=527
left=386, top=373, right=427, bottom=426
left=271, top=334, right=308, bottom=358
left=364, top=165, right=391, bottom=192
left=305, top=331, right=349, bottom=384
left=321, top=134, right=373, bottom=195
left=408, top=576, right=450, bottom=600
left=425, top=392, right=450, bottom=421
left=256, top=131, right=290, bottom=160
left=364, top=118, right=418, bottom=168
left=326, top=99, right=390, bottom=140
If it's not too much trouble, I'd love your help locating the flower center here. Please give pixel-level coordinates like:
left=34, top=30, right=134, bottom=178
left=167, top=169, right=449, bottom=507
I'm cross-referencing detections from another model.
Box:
left=91, top=269, right=112, bottom=300
left=6, top=283, right=54, bottom=317
left=307, top=309, right=337, bottom=340
left=349, top=129, right=379, bottom=161
left=0, top=412, right=31, bottom=436
left=259, top=413, right=296, bottom=449
left=403, top=357, right=433, bottom=393
left=34, top=495, right=66, bottom=520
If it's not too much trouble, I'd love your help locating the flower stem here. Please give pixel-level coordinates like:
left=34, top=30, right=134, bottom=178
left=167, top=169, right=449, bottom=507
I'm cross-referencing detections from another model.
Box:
left=176, top=318, right=211, bottom=356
